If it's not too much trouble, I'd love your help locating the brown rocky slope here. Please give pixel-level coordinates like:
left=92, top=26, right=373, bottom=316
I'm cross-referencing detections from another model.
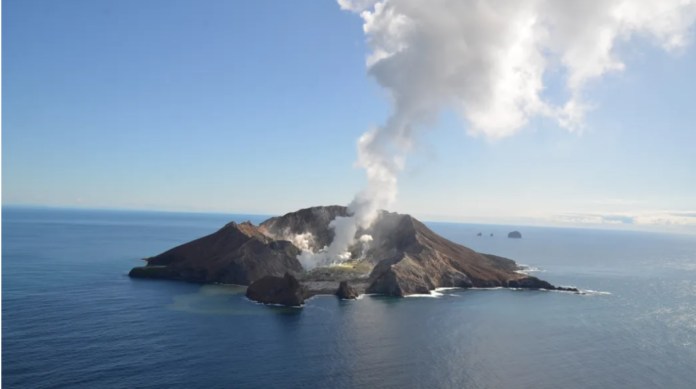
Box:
left=129, top=221, right=303, bottom=285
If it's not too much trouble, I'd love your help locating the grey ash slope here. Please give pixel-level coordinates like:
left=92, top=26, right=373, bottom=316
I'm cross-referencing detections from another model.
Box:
left=129, top=206, right=575, bottom=303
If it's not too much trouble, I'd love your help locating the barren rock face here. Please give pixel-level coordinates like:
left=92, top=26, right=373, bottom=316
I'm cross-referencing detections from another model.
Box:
left=246, top=273, right=306, bottom=307
left=130, top=221, right=303, bottom=285
left=336, top=281, right=358, bottom=300
left=363, top=214, right=518, bottom=296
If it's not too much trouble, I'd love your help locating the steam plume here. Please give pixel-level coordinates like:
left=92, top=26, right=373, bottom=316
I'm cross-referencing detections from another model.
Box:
left=299, top=0, right=696, bottom=268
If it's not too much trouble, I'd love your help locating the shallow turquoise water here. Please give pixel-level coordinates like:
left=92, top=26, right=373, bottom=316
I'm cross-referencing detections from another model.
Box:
left=3, top=207, right=696, bottom=388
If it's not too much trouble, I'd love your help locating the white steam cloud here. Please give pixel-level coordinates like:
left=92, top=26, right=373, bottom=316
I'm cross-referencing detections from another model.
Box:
left=300, top=0, right=696, bottom=268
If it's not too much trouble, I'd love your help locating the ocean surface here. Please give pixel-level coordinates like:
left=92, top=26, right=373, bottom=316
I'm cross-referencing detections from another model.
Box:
left=3, top=207, right=696, bottom=389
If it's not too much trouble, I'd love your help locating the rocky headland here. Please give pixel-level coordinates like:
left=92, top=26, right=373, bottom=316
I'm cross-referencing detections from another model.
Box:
left=129, top=206, right=576, bottom=306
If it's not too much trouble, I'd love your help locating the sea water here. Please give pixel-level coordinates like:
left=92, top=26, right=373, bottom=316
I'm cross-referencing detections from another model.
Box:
left=3, top=207, right=696, bottom=388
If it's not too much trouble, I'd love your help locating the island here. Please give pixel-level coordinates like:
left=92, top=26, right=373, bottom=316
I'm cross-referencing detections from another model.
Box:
left=129, top=206, right=575, bottom=306
left=508, top=231, right=522, bottom=238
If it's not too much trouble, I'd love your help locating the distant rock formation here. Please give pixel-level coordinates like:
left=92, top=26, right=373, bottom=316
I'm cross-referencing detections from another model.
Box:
left=508, top=277, right=578, bottom=293
left=246, top=273, right=306, bottom=306
left=130, top=206, right=573, bottom=306
left=336, top=281, right=358, bottom=300
left=490, top=233, right=494, bottom=237
left=477, top=232, right=482, bottom=236
left=508, top=231, right=522, bottom=239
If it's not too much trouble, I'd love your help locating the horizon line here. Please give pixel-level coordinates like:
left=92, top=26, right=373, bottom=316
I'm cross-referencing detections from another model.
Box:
left=3, top=203, right=694, bottom=237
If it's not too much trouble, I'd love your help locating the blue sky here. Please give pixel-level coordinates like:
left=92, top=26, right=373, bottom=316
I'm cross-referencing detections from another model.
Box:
left=3, top=0, right=696, bottom=233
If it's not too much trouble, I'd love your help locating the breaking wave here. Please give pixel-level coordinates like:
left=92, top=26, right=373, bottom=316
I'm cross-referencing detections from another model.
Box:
left=405, top=290, right=446, bottom=298
left=243, top=297, right=304, bottom=309
left=515, top=264, right=546, bottom=275
left=579, top=289, right=612, bottom=296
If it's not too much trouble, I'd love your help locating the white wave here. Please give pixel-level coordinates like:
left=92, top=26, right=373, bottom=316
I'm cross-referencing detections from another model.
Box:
left=468, top=286, right=594, bottom=295
left=580, top=289, right=612, bottom=295
left=515, top=266, right=546, bottom=275
left=243, top=297, right=304, bottom=308
left=355, top=293, right=379, bottom=300
left=405, top=290, right=444, bottom=298
left=469, top=287, right=504, bottom=290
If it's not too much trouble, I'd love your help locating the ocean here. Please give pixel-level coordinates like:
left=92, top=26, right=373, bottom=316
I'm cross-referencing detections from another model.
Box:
left=3, top=207, right=696, bottom=388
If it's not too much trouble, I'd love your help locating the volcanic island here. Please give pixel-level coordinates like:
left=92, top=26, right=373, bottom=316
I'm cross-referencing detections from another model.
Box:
left=129, top=206, right=576, bottom=306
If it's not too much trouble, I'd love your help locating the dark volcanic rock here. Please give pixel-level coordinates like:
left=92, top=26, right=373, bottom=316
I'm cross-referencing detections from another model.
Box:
left=246, top=273, right=306, bottom=306
left=508, top=277, right=578, bottom=293
left=556, top=286, right=580, bottom=293
left=129, top=221, right=303, bottom=285
left=336, top=281, right=359, bottom=300
left=508, top=231, right=522, bottom=239
left=507, top=276, right=554, bottom=289
left=128, top=266, right=180, bottom=280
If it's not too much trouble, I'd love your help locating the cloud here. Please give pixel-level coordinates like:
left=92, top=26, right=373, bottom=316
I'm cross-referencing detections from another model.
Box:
left=549, top=211, right=696, bottom=226
left=337, top=0, right=378, bottom=12
left=550, top=213, right=619, bottom=225
left=632, top=212, right=696, bottom=226
left=591, top=198, right=646, bottom=205
left=342, top=0, right=696, bottom=137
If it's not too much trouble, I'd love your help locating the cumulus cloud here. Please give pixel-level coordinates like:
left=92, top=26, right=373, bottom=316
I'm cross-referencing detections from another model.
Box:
left=346, top=0, right=696, bottom=137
